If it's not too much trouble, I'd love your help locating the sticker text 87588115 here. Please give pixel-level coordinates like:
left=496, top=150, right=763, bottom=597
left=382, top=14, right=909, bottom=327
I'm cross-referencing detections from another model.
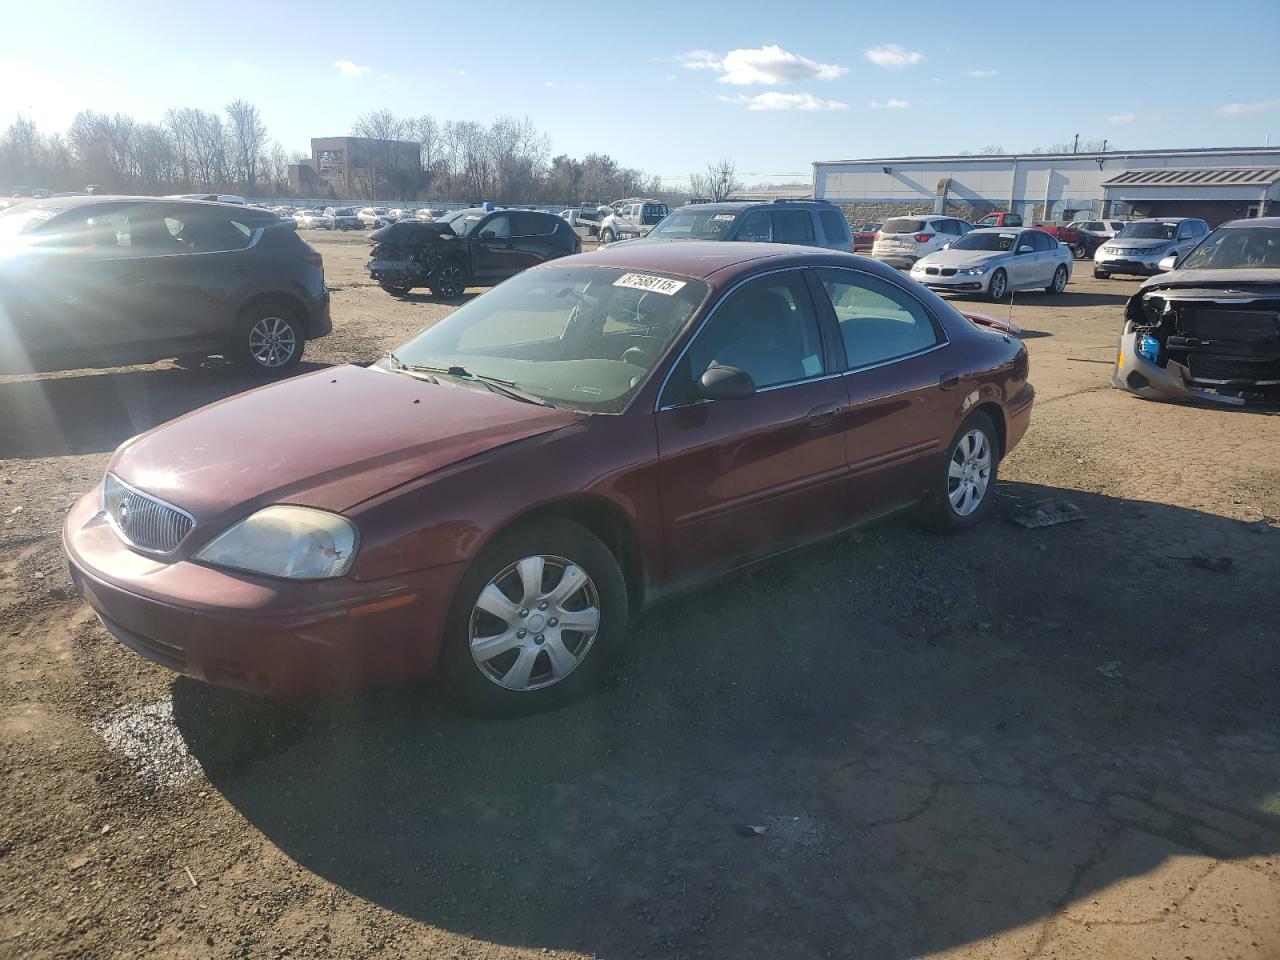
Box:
left=612, top=273, right=688, bottom=296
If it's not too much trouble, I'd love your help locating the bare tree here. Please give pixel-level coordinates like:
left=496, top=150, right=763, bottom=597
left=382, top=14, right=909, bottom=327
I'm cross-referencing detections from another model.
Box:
left=688, top=159, right=741, bottom=201
left=979, top=144, right=1005, bottom=155
left=351, top=109, right=409, bottom=141
left=226, top=99, right=268, bottom=190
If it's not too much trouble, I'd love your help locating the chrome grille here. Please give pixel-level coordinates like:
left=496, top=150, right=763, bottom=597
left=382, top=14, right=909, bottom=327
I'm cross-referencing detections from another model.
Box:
left=103, top=474, right=195, bottom=554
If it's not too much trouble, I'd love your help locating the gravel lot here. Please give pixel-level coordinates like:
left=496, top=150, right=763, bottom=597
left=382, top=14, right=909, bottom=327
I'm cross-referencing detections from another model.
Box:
left=2, top=232, right=1278, bottom=960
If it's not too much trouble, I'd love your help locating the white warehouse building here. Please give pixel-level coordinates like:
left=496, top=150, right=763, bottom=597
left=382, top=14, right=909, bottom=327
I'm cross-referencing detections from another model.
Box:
left=812, top=146, right=1280, bottom=227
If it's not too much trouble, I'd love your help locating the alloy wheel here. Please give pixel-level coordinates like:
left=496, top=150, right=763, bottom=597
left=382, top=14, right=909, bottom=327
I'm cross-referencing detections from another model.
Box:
left=469, top=555, right=601, bottom=691
left=247, top=316, right=298, bottom=368
left=947, top=429, right=992, bottom=517
left=1052, top=265, right=1067, bottom=292
left=436, top=264, right=465, bottom=298
left=989, top=271, right=1007, bottom=300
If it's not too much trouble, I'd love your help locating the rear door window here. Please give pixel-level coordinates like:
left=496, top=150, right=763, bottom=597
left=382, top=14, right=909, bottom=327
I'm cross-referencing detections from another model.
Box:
left=511, top=212, right=552, bottom=236
left=816, top=268, right=942, bottom=369
left=772, top=210, right=816, bottom=243
left=738, top=210, right=772, bottom=242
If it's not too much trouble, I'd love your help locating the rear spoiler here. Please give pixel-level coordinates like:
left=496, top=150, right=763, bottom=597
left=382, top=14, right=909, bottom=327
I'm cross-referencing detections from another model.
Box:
left=963, top=311, right=1022, bottom=337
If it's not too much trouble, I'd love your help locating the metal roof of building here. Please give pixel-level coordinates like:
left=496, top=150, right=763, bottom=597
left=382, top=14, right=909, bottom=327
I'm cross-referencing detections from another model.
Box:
left=1102, top=167, right=1280, bottom=188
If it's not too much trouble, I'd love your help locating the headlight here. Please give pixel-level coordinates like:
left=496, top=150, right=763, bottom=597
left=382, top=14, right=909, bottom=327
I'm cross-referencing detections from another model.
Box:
left=195, top=506, right=358, bottom=579
left=955, top=265, right=987, bottom=276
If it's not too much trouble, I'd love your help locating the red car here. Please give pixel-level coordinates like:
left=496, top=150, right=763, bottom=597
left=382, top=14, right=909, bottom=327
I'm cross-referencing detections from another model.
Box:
left=64, top=243, right=1035, bottom=715
left=852, top=222, right=881, bottom=252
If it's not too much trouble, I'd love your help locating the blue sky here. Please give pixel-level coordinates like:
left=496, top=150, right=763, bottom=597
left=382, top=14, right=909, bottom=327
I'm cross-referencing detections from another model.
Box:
left=3, top=0, right=1278, bottom=186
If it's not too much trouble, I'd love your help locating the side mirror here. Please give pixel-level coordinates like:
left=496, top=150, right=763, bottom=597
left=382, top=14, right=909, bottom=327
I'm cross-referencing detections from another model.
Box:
left=1017, top=245, right=1034, bottom=254
left=1158, top=254, right=1178, bottom=272
left=698, top=364, right=756, bottom=400
left=942, top=242, right=951, bottom=249
left=478, top=230, right=496, bottom=241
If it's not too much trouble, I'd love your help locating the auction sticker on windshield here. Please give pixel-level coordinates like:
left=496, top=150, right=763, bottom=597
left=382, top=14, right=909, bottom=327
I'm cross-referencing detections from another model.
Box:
left=613, top=273, right=687, bottom=295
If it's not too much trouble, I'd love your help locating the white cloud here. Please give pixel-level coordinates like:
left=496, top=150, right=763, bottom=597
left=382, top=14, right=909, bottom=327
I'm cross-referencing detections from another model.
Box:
left=864, top=44, right=924, bottom=69
left=680, top=44, right=846, bottom=85
left=1217, top=98, right=1280, bottom=115
left=1108, top=112, right=1136, bottom=125
left=334, top=60, right=371, bottom=77
left=720, top=92, right=849, bottom=111
left=967, top=68, right=998, bottom=78
left=868, top=98, right=910, bottom=110
left=678, top=50, right=723, bottom=71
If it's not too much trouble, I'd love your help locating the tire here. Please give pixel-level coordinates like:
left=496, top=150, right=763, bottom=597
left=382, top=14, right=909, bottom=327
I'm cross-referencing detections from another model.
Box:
left=441, top=520, right=629, bottom=716
left=924, top=410, right=1000, bottom=534
left=232, top=303, right=304, bottom=375
left=1093, top=268, right=1110, bottom=280
left=430, top=261, right=468, bottom=300
left=1071, top=244, right=1087, bottom=260
left=986, top=268, right=1008, bottom=301
left=380, top=283, right=412, bottom=297
left=1046, top=264, right=1068, bottom=294
left=599, top=229, right=615, bottom=245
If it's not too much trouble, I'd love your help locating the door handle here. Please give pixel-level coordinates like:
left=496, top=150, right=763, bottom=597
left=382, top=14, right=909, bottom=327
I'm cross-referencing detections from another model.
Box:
left=806, top=403, right=840, bottom=427
left=939, top=371, right=962, bottom=391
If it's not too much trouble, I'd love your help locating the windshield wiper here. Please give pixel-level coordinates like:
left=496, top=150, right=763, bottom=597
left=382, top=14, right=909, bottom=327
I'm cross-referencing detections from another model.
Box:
left=388, top=355, right=552, bottom=407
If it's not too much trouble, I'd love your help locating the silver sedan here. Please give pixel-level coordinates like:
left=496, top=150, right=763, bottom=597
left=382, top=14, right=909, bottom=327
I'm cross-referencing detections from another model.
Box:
left=909, top=227, right=1073, bottom=300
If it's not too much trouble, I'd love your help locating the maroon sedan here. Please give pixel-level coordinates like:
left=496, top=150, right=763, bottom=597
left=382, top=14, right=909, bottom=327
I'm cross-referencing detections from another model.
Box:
left=64, top=242, right=1034, bottom=715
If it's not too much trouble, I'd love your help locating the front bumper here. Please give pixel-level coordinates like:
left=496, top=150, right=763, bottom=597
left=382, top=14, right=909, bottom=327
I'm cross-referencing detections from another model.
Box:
left=910, top=268, right=988, bottom=293
left=1094, top=249, right=1168, bottom=276
left=62, top=491, right=463, bottom=697
left=1111, top=330, right=1247, bottom=407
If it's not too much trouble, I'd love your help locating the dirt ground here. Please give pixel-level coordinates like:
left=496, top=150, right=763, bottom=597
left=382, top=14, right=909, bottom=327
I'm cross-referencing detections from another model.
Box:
left=1, top=232, right=1278, bottom=960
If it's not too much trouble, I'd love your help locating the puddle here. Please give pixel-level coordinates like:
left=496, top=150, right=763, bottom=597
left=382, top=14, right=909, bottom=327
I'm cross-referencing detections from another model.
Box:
left=92, top=696, right=205, bottom=788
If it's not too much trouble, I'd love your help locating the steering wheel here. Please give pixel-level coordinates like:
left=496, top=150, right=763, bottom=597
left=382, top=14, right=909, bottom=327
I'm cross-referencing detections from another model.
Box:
left=621, top=345, right=651, bottom=367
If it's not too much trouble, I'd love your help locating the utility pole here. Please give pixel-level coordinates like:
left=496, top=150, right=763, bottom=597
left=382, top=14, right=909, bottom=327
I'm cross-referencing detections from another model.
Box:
left=1073, top=133, right=1079, bottom=154
left=1102, top=139, right=1109, bottom=153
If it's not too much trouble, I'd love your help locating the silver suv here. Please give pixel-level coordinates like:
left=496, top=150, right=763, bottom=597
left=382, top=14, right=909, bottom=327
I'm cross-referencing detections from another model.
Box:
left=872, top=215, right=973, bottom=269
left=1093, top=217, right=1209, bottom=278
left=642, top=199, right=852, bottom=251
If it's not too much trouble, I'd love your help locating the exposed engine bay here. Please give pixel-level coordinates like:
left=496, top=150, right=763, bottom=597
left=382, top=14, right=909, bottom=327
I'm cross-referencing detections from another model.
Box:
left=1115, top=278, right=1280, bottom=405
left=365, top=220, right=459, bottom=292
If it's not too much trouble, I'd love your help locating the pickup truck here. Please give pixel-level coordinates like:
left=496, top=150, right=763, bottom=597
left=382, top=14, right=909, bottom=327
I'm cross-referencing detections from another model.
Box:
left=973, top=211, right=1084, bottom=257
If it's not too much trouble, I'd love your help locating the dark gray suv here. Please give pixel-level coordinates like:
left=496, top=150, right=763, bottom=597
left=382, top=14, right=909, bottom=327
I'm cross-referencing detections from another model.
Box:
left=0, top=196, right=331, bottom=375
left=641, top=199, right=853, bottom=251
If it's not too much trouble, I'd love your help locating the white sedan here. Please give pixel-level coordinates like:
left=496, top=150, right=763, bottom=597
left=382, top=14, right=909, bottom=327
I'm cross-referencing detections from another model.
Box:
left=294, top=210, right=334, bottom=229
left=909, top=227, right=1073, bottom=300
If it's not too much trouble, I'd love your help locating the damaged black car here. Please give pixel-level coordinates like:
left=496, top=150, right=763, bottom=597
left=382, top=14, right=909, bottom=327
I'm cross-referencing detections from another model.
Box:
left=366, top=208, right=579, bottom=299
left=1113, top=217, right=1280, bottom=406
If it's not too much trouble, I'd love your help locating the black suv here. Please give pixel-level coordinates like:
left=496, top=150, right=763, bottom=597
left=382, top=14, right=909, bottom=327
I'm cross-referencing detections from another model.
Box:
left=367, top=208, right=580, bottom=299
left=0, top=197, right=330, bottom=375
left=641, top=199, right=852, bottom=251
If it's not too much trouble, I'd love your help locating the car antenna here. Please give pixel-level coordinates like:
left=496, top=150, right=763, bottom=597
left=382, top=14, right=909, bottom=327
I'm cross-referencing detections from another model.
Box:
left=1007, top=288, right=1015, bottom=325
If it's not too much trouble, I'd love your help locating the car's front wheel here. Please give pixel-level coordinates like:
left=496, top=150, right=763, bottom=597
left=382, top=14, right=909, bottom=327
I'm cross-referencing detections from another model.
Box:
left=232, top=304, right=303, bottom=375
left=924, top=411, right=1000, bottom=533
left=987, top=268, right=1008, bottom=301
left=1046, top=264, right=1068, bottom=294
left=599, top=228, right=615, bottom=245
left=442, top=521, right=628, bottom=716
left=430, top=262, right=468, bottom=300
left=1093, top=267, right=1110, bottom=279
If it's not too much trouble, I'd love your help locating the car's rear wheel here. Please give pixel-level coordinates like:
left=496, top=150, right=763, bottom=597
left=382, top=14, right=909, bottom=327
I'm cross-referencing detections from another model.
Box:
left=430, top=262, right=467, bottom=300
left=441, top=520, right=628, bottom=716
left=380, top=283, right=412, bottom=297
left=1071, top=243, right=1087, bottom=259
left=232, top=304, right=303, bottom=375
left=924, top=411, right=1000, bottom=534
left=1093, top=267, right=1110, bottom=280
left=1046, top=264, right=1068, bottom=294
left=987, top=268, right=1008, bottom=301
left=599, top=228, right=615, bottom=245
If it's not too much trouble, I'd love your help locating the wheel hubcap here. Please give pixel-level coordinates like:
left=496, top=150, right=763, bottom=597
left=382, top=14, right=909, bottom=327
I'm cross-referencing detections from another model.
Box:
left=992, top=274, right=1005, bottom=298
left=440, top=267, right=463, bottom=294
left=947, top=429, right=992, bottom=517
left=469, top=554, right=601, bottom=691
left=1055, top=267, right=1066, bottom=291
left=248, top=316, right=297, bottom=368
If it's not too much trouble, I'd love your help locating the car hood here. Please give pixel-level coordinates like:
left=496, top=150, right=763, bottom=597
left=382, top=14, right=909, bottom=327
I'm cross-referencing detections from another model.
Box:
left=109, top=365, right=580, bottom=525
left=917, top=248, right=1006, bottom=269
left=1137, top=268, right=1280, bottom=293
left=1107, top=237, right=1171, bottom=250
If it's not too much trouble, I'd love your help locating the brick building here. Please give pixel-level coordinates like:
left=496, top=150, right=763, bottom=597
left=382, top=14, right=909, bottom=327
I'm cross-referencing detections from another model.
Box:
left=288, top=136, right=427, bottom=200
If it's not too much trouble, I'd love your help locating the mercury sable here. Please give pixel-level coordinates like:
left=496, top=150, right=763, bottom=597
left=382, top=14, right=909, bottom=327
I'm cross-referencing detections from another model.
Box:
left=64, top=243, right=1034, bottom=715
left=910, top=227, right=1073, bottom=301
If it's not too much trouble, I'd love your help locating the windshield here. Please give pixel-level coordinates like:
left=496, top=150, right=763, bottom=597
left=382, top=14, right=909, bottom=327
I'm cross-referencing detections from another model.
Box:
left=951, top=231, right=1019, bottom=252
left=647, top=210, right=739, bottom=240
left=1118, top=221, right=1178, bottom=240
left=0, top=205, right=54, bottom=242
left=881, top=218, right=927, bottom=234
left=445, top=209, right=486, bottom=236
left=391, top=265, right=709, bottom=412
left=1178, top=226, right=1280, bottom=270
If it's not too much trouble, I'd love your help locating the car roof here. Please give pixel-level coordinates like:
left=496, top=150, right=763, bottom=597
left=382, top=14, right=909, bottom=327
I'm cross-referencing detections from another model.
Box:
left=676, top=200, right=831, bottom=213
left=968, top=226, right=1029, bottom=233
left=543, top=240, right=900, bottom=286
left=10, top=194, right=250, bottom=213
left=1131, top=216, right=1197, bottom=222
left=1220, top=216, right=1280, bottom=229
